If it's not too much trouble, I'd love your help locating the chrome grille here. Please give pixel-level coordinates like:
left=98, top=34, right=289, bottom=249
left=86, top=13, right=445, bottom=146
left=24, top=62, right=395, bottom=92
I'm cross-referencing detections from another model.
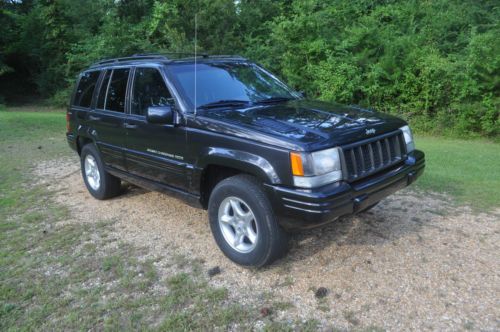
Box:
left=342, top=131, right=406, bottom=181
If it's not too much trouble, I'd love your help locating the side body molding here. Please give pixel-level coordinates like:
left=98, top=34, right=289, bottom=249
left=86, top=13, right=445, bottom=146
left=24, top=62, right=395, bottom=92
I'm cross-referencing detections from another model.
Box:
left=198, top=147, right=281, bottom=184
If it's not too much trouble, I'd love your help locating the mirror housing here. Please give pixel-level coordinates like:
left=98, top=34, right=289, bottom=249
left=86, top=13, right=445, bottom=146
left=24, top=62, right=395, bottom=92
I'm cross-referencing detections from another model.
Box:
left=146, top=106, right=174, bottom=124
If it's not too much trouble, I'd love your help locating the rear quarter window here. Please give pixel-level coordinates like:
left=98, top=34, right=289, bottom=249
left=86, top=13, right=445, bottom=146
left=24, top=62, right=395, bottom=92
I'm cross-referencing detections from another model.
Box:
left=105, top=68, right=130, bottom=113
left=73, top=71, right=100, bottom=108
left=95, top=68, right=130, bottom=113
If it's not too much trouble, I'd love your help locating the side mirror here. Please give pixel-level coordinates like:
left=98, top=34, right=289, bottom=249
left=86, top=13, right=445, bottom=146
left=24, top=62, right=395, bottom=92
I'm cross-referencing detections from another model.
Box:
left=146, top=106, right=174, bottom=124
left=298, top=90, right=307, bottom=98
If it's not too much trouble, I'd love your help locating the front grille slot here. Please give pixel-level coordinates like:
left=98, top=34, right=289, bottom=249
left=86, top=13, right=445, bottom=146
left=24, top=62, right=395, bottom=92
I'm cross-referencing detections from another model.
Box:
left=342, top=131, right=406, bottom=181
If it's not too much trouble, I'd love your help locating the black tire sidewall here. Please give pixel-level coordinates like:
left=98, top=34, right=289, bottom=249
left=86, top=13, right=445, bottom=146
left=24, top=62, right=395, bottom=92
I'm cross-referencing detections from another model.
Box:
left=208, top=176, right=279, bottom=267
left=80, top=144, right=108, bottom=200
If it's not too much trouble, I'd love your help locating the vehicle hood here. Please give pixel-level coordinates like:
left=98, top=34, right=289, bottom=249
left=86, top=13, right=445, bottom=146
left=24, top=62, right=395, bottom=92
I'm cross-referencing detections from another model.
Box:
left=196, top=100, right=407, bottom=150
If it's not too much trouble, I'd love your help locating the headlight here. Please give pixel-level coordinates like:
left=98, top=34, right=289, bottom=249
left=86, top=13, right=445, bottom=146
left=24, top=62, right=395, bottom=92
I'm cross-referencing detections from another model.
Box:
left=400, top=125, right=415, bottom=152
left=290, top=147, right=342, bottom=188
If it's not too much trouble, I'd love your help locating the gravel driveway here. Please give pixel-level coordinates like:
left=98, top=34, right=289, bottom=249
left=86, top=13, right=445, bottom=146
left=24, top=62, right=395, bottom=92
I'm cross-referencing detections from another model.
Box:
left=36, top=158, right=500, bottom=331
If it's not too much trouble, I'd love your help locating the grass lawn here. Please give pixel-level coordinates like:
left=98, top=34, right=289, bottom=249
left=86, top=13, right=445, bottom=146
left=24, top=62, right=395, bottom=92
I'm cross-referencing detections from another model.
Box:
left=415, top=136, right=500, bottom=211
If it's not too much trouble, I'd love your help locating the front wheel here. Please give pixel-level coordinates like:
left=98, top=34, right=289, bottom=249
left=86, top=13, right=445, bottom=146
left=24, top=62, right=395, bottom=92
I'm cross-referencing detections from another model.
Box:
left=208, top=175, right=289, bottom=267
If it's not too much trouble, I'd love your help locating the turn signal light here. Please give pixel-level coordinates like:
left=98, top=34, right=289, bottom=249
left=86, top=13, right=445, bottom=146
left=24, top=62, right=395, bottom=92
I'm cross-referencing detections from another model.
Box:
left=290, top=152, right=304, bottom=176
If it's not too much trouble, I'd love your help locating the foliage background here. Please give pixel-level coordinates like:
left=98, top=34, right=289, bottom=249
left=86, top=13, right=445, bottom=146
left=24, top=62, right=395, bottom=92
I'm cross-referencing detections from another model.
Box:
left=0, top=0, right=498, bottom=137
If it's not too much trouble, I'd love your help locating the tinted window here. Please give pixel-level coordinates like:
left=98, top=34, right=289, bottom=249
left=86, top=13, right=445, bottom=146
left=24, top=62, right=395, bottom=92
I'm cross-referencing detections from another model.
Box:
left=131, top=68, right=173, bottom=116
left=169, top=63, right=297, bottom=108
left=105, top=68, right=130, bottom=113
left=73, top=71, right=100, bottom=108
left=97, top=70, right=111, bottom=109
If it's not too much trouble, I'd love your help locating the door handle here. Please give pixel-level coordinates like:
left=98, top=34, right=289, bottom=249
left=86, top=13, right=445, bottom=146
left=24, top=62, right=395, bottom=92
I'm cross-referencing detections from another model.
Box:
left=88, top=115, right=101, bottom=121
left=123, top=122, right=138, bottom=129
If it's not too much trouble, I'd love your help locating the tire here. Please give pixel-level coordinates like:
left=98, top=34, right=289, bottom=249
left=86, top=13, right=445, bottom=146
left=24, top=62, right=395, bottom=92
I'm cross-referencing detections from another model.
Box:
left=208, top=174, right=289, bottom=267
left=80, top=144, right=122, bottom=200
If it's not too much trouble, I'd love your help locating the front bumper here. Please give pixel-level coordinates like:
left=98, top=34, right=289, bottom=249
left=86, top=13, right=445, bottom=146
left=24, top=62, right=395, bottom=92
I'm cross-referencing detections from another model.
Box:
left=265, top=150, right=425, bottom=230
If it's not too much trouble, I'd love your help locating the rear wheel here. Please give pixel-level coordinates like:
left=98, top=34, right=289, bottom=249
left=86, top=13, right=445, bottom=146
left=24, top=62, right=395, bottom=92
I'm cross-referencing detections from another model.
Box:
left=208, top=175, right=289, bottom=267
left=80, top=144, right=122, bottom=200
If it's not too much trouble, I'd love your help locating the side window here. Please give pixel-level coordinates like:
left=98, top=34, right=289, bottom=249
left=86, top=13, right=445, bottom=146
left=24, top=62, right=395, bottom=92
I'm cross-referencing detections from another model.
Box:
left=73, top=71, right=100, bottom=108
left=105, top=68, right=130, bottom=113
left=131, top=67, right=173, bottom=116
left=97, top=70, right=111, bottom=110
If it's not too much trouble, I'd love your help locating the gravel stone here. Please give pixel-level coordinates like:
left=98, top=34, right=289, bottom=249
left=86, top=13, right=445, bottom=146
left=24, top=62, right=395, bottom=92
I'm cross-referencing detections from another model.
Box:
left=315, top=287, right=328, bottom=299
left=260, top=307, right=271, bottom=317
left=36, top=157, right=500, bottom=331
left=208, top=266, right=221, bottom=277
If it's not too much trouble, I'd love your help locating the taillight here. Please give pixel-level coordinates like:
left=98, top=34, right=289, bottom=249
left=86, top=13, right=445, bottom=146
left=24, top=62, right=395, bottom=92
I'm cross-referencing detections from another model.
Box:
left=66, top=112, right=71, bottom=132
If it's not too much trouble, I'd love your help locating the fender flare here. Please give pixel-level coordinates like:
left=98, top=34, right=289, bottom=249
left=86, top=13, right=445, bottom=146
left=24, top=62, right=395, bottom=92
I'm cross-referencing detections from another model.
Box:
left=75, top=134, right=96, bottom=155
left=198, top=147, right=281, bottom=184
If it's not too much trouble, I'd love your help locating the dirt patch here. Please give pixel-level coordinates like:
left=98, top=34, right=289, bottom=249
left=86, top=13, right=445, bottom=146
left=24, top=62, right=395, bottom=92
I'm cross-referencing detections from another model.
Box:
left=36, top=157, right=500, bottom=331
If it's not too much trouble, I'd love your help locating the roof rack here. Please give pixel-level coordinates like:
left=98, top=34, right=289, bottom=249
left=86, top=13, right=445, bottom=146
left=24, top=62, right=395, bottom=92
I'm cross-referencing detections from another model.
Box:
left=207, top=55, right=246, bottom=59
left=90, top=53, right=247, bottom=68
left=133, top=52, right=209, bottom=58
left=90, top=55, right=169, bottom=67
left=132, top=53, right=246, bottom=58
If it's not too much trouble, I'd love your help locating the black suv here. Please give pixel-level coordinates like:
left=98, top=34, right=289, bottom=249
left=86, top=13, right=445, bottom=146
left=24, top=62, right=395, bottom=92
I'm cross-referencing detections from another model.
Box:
left=66, top=54, right=425, bottom=267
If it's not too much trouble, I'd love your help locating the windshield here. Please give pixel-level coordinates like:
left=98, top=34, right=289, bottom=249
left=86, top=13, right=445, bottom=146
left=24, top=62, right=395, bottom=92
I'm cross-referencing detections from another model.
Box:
left=168, top=62, right=299, bottom=109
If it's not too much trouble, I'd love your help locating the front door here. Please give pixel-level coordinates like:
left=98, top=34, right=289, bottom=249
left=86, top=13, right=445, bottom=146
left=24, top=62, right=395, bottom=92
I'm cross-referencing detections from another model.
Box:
left=89, top=67, right=131, bottom=171
left=124, top=66, right=187, bottom=190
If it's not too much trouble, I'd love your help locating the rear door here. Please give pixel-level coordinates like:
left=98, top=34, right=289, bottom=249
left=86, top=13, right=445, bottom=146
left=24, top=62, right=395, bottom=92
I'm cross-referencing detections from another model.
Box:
left=69, top=70, right=100, bottom=142
left=89, top=67, right=131, bottom=171
left=123, top=66, right=188, bottom=190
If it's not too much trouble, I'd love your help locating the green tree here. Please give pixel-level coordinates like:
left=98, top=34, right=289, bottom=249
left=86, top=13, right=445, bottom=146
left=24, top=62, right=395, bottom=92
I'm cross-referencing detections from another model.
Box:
left=0, top=0, right=498, bottom=136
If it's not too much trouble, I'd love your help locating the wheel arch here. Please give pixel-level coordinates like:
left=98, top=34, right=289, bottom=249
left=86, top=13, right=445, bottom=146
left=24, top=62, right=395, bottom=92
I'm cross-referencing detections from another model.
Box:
left=197, top=148, right=281, bottom=208
left=76, top=135, right=95, bottom=155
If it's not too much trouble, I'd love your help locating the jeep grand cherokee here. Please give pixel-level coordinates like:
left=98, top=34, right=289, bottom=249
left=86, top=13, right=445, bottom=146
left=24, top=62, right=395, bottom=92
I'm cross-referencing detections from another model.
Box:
left=66, top=54, right=425, bottom=267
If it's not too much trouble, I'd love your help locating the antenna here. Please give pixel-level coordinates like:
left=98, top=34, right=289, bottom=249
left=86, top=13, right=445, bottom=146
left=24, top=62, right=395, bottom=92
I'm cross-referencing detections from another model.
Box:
left=194, top=13, right=198, bottom=115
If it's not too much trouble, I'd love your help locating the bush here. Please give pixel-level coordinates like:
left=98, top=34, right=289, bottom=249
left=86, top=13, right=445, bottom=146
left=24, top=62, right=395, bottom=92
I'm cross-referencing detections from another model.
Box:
left=0, top=0, right=498, bottom=138
left=49, top=88, right=72, bottom=109
left=259, top=0, right=499, bottom=138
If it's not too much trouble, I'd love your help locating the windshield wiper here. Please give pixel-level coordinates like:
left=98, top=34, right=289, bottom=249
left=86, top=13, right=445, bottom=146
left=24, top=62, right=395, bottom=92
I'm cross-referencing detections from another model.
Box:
left=255, top=96, right=295, bottom=104
left=197, top=99, right=251, bottom=109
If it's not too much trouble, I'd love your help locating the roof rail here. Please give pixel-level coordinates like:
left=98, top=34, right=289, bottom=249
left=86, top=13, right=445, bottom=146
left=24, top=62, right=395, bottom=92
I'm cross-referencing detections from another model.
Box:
left=133, top=52, right=209, bottom=58
left=89, top=53, right=247, bottom=68
left=207, top=55, right=246, bottom=60
left=90, top=54, right=170, bottom=68
left=173, top=54, right=247, bottom=60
